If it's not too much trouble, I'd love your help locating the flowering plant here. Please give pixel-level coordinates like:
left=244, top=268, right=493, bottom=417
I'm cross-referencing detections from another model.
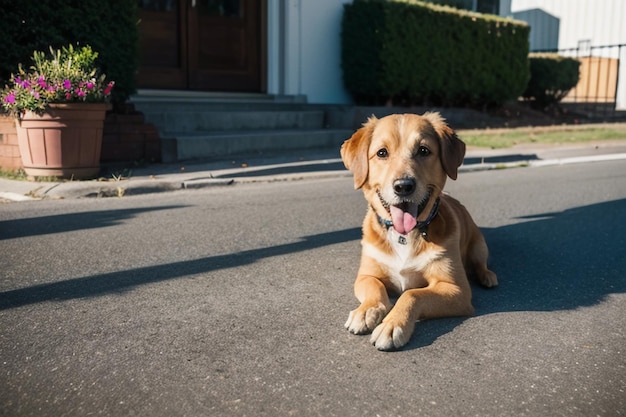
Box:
left=1, top=44, right=114, bottom=117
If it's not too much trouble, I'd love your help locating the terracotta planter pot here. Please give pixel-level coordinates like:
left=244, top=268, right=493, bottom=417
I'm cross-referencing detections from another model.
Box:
left=16, top=103, right=109, bottom=179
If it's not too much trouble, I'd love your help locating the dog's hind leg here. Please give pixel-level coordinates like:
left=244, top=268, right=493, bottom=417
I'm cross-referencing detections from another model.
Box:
left=465, top=232, right=498, bottom=288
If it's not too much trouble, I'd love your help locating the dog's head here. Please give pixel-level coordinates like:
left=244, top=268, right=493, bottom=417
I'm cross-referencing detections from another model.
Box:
left=341, top=113, right=466, bottom=234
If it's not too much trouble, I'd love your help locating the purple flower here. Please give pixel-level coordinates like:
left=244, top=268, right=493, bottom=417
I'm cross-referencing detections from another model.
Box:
left=104, top=81, right=114, bottom=95
left=37, top=76, right=47, bottom=89
left=86, top=82, right=94, bottom=90
left=63, top=79, right=72, bottom=90
left=77, top=89, right=85, bottom=97
left=4, top=92, right=16, bottom=104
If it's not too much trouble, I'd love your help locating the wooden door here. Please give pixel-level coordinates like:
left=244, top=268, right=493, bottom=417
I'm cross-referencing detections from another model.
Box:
left=188, top=0, right=262, bottom=91
left=137, top=0, right=188, bottom=89
left=137, top=0, right=263, bottom=92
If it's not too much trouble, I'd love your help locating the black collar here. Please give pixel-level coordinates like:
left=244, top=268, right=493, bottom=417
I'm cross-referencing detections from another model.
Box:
left=375, top=197, right=440, bottom=238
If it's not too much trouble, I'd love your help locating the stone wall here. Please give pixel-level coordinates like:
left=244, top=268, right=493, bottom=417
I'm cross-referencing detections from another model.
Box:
left=101, top=104, right=161, bottom=163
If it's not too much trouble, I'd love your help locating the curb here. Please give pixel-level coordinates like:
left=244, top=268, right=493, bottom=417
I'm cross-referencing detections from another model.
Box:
left=460, top=152, right=626, bottom=173
left=0, top=192, right=38, bottom=202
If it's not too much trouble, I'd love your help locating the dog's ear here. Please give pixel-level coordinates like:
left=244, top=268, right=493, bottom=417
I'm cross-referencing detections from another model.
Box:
left=425, top=112, right=466, bottom=180
left=341, top=118, right=375, bottom=189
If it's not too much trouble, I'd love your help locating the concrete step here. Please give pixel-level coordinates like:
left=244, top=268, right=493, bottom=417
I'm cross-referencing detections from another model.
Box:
left=143, top=109, right=325, bottom=133
left=131, top=91, right=307, bottom=106
left=130, top=98, right=356, bottom=162
left=133, top=100, right=312, bottom=113
left=162, top=129, right=352, bottom=162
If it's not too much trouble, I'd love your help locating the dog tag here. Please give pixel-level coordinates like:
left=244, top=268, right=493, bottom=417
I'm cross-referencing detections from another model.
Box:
left=398, top=235, right=407, bottom=245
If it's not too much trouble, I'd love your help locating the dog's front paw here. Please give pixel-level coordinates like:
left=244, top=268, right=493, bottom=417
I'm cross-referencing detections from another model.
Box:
left=345, top=302, right=388, bottom=335
left=370, top=319, right=415, bottom=351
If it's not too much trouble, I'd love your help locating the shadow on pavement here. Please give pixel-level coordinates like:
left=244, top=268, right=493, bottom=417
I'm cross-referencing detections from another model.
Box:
left=476, top=198, right=626, bottom=313
left=0, top=227, right=362, bottom=310
left=212, top=161, right=346, bottom=179
left=0, top=206, right=188, bottom=240
left=406, top=198, right=626, bottom=350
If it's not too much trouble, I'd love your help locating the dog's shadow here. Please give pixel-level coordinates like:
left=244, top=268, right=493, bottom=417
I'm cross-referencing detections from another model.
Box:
left=405, top=198, right=626, bottom=350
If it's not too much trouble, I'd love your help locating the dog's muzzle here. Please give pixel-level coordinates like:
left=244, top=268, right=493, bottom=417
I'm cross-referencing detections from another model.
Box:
left=376, top=184, right=438, bottom=236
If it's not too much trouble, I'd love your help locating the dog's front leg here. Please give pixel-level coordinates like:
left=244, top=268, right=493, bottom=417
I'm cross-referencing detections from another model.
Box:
left=370, top=281, right=474, bottom=351
left=345, top=274, right=392, bottom=335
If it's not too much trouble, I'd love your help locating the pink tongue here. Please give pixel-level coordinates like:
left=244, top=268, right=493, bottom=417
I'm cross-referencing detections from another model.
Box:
left=390, top=205, right=417, bottom=235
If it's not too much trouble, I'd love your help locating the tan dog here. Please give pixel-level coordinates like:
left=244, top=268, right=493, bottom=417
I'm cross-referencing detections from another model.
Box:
left=341, top=113, right=498, bottom=351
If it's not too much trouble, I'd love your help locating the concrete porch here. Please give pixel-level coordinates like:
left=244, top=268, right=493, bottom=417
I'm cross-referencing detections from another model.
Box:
left=130, top=91, right=354, bottom=163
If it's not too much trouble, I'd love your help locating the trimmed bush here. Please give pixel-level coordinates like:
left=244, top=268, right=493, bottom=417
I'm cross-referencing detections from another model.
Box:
left=341, top=0, right=530, bottom=107
left=0, top=0, right=138, bottom=103
left=523, top=53, right=581, bottom=109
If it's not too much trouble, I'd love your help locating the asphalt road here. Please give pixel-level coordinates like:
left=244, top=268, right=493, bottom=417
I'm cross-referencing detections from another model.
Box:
left=1, top=160, right=625, bottom=417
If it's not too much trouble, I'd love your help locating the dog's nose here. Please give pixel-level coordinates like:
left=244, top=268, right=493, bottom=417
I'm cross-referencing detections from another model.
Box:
left=393, top=178, right=416, bottom=197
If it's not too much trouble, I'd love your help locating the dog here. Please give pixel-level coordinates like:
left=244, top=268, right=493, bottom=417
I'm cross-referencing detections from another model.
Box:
left=341, top=113, right=498, bottom=351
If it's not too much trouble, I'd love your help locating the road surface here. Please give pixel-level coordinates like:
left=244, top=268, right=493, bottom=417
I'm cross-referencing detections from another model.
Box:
left=1, top=160, right=625, bottom=416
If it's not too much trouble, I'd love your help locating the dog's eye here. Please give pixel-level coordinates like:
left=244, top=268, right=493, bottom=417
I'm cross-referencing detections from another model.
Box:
left=417, top=146, right=431, bottom=157
left=376, top=148, right=389, bottom=159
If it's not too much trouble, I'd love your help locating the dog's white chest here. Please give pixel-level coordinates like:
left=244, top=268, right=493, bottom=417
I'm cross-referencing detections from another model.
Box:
left=388, top=230, right=414, bottom=262
left=362, top=231, right=443, bottom=292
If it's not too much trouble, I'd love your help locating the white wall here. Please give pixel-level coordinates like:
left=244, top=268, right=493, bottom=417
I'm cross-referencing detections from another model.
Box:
left=267, top=0, right=353, bottom=104
left=299, top=0, right=353, bottom=104
left=499, top=0, right=512, bottom=16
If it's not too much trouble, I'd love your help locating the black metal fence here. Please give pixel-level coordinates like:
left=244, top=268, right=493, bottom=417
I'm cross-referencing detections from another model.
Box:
left=537, top=43, right=626, bottom=117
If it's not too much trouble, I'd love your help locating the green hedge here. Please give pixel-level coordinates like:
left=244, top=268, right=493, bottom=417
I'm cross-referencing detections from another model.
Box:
left=0, top=0, right=138, bottom=103
left=341, top=0, right=530, bottom=107
left=523, top=53, right=581, bottom=109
